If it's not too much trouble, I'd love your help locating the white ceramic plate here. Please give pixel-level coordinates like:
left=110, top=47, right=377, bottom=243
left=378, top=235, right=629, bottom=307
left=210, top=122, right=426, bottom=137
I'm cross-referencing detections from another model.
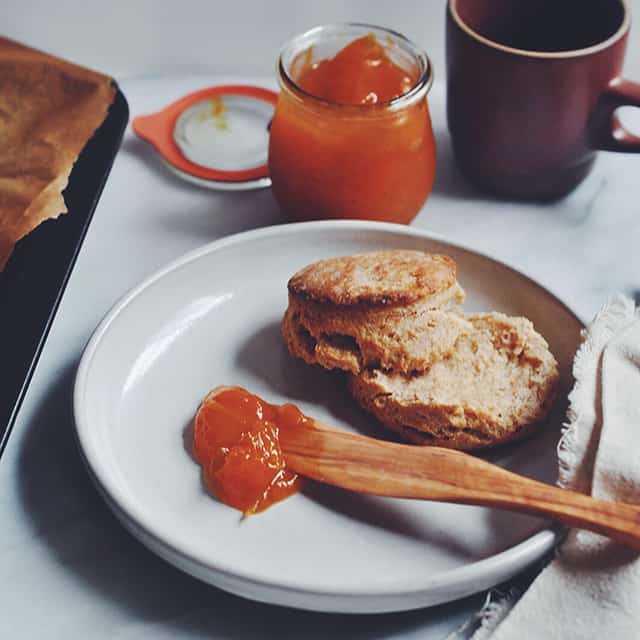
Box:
left=74, top=221, right=583, bottom=614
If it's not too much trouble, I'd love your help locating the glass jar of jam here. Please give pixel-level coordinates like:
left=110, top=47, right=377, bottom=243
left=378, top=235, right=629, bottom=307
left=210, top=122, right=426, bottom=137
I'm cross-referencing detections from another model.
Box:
left=268, top=24, right=436, bottom=224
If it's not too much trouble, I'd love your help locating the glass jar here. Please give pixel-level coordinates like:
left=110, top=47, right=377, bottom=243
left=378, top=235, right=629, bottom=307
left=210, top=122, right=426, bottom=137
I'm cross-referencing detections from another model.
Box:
left=268, top=23, right=436, bottom=224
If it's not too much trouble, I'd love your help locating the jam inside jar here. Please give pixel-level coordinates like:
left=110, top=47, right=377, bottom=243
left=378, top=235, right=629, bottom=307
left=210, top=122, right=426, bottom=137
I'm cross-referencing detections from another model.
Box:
left=268, top=24, right=436, bottom=224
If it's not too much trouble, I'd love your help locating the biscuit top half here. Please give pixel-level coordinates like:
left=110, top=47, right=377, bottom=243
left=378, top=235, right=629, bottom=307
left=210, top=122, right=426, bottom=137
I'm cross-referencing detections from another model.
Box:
left=287, top=250, right=459, bottom=307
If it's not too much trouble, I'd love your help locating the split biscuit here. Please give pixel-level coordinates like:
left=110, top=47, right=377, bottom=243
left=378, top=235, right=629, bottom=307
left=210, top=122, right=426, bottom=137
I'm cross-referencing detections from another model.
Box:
left=282, top=250, right=465, bottom=374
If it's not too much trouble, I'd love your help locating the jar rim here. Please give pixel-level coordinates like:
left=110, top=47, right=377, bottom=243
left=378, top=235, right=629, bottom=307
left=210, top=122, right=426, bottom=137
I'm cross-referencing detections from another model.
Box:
left=276, top=23, right=434, bottom=111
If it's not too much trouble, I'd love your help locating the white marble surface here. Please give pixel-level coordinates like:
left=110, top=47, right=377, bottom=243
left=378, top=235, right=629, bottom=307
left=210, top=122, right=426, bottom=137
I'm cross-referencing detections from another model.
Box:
left=3, top=3, right=640, bottom=638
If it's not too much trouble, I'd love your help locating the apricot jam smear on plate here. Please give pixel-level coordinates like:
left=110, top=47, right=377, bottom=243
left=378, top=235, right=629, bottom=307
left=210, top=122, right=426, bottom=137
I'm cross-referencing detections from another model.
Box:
left=193, top=386, right=308, bottom=514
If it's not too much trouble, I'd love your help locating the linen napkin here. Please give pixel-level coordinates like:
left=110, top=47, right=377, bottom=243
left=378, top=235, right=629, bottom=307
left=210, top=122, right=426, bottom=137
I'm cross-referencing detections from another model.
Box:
left=450, top=294, right=640, bottom=640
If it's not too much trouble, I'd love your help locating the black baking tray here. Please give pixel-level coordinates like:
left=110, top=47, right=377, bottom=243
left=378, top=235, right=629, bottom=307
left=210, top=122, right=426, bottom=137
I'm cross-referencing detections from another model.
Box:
left=0, top=86, right=129, bottom=458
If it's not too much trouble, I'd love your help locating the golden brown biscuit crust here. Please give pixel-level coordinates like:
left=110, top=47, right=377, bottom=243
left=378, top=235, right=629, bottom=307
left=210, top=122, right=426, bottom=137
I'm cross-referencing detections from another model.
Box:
left=287, top=250, right=458, bottom=307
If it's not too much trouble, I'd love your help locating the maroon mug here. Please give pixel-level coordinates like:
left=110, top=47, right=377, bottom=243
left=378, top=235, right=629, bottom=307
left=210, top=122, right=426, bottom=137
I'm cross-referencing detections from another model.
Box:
left=446, top=0, right=640, bottom=200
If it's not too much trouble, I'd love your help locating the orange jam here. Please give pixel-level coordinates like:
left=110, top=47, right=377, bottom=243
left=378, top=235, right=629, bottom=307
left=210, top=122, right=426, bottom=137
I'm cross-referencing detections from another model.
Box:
left=193, top=386, right=308, bottom=514
left=295, top=33, right=414, bottom=105
left=268, top=28, right=436, bottom=224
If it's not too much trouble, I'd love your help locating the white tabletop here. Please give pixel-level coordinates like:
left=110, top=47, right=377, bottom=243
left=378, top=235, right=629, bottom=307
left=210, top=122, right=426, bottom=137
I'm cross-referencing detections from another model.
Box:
left=3, top=2, right=640, bottom=638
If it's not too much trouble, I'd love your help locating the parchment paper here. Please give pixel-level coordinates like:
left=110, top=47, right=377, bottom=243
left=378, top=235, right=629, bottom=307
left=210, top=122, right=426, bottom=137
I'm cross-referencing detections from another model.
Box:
left=0, top=37, right=115, bottom=270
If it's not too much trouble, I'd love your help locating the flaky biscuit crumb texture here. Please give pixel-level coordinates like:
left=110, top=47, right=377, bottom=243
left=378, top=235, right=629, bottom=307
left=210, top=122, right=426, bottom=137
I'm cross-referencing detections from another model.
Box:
left=282, top=293, right=467, bottom=374
left=348, top=312, right=559, bottom=450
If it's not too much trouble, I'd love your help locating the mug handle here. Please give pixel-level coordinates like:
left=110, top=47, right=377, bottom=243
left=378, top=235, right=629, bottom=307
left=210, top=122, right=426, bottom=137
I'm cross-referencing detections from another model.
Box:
left=592, top=78, right=640, bottom=151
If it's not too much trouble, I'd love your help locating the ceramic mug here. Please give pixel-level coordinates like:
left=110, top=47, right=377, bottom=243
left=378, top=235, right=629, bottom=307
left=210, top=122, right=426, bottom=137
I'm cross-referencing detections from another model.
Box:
left=446, top=0, right=640, bottom=200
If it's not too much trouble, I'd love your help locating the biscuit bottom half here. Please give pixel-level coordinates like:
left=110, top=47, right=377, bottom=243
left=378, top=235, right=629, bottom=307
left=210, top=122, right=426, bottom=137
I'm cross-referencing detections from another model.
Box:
left=347, top=313, right=560, bottom=451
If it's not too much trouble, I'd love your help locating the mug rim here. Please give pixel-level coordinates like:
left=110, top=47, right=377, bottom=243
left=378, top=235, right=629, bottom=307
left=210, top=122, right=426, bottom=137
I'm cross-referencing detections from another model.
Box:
left=448, top=0, right=630, bottom=59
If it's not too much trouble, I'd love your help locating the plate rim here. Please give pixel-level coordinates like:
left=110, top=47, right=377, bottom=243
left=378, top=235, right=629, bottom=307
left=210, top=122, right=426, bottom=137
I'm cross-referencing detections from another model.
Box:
left=73, top=219, right=584, bottom=610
